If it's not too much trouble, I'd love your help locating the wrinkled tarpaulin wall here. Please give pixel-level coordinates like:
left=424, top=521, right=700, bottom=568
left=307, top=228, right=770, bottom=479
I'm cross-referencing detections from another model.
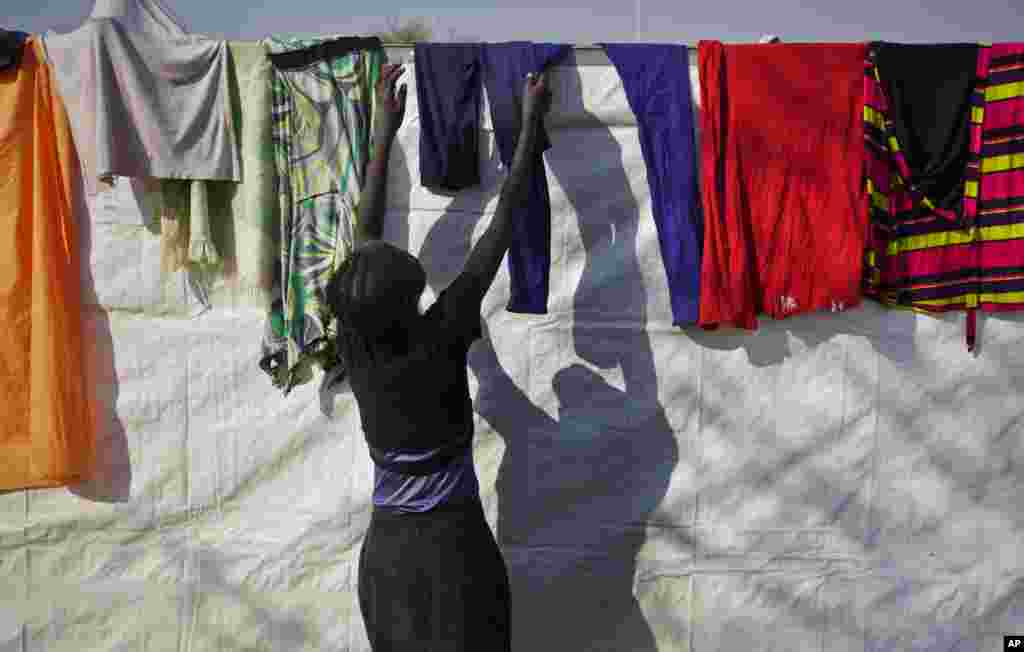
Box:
left=0, top=45, right=1021, bottom=652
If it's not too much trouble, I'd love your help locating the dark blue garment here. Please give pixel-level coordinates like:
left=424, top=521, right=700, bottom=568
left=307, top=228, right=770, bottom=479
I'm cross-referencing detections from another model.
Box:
left=600, top=44, right=703, bottom=325
left=0, top=30, right=28, bottom=72
left=414, top=43, right=483, bottom=191
left=481, top=42, right=572, bottom=314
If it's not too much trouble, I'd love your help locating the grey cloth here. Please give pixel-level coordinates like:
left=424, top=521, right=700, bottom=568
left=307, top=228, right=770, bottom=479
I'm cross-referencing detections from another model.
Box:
left=42, top=0, right=240, bottom=195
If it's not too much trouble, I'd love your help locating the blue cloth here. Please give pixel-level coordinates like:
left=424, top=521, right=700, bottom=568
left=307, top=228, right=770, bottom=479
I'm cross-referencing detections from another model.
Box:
left=481, top=42, right=572, bottom=314
left=415, top=43, right=483, bottom=191
left=413, top=42, right=481, bottom=189
left=414, top=41, right=570, bottom=314
left=372, top=448, right=480, bottom=513
left=600, top=43, right=703, bottom=324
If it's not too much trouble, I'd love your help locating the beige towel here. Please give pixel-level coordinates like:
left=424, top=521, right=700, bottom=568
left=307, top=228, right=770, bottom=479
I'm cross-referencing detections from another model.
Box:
left=187, top=179, right=220, bottom=267
left=159, top=179, right=190, bottom=276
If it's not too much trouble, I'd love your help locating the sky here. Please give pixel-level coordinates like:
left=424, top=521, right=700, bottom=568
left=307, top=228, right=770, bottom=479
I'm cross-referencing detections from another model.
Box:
left=5, top=0, right=1023, bottom=44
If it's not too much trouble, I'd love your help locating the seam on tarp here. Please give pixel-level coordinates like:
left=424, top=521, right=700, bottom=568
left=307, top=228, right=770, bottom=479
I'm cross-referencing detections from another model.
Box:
left=866, top=344, right=883, bottom=560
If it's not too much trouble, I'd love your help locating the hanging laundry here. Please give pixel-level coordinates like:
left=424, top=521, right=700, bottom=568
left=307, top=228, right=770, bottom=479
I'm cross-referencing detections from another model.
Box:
left=260, top=35, right=384, bottom=393
left=0, top=30, right=27, bottom=72
left=160, top=179, right=194, bottom=275
left=42, top=0, right=241, bottom=196
left=415, top=43, right=484, bottom=190
left=0, top=38, right=95, bottom=491
left=697, top=41, right=868, bottom=329
left=185, top=181, right=218, bottom=266
left=227, top=41, right=280, bottom=307
left=481, top=42, right=572, bottom=314
left=160, top=179, right=222, bottom=273
left=158, top=42, right=279, bottom=307
left=873, top=43, right=979, bottom=219
left=600, top=43, right=703, bottom=325
left=413, top=41, right=568, bottom=314
left=864, top=43, right=1024, bottom=352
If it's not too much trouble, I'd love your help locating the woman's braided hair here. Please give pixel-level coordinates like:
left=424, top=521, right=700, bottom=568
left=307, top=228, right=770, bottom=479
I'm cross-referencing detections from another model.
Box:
left=325, top=241, right=425, bottom=340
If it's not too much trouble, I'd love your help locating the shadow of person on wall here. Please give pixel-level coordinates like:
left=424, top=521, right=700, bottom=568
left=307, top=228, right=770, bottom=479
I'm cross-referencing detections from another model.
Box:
left=419, top=58, right=679, bottom=651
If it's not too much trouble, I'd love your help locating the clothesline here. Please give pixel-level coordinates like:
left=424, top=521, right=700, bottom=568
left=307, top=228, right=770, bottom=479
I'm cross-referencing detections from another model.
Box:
left=183, top=39, right=792, bottom=66
left=380, top=35, right=781, bottom=63
left=209, top=41, right=700, bottom=66
left=381, top=42, right=699, bottom=66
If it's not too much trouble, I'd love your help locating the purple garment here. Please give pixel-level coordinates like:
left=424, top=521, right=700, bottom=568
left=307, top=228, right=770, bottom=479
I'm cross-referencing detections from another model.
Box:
left=481, top=42, right=572, bottom=314
left=415, top=43, right=483, bottom=191
left=413, top=41, right=570, bottom=314
left=600, top=43, right=703, bottom=324
left=372, top=448, right=480, bottom=513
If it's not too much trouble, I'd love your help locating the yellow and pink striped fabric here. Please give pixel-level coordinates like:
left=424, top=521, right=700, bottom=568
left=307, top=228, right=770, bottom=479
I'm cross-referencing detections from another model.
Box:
left=864, top=43, right=1024, bottom=351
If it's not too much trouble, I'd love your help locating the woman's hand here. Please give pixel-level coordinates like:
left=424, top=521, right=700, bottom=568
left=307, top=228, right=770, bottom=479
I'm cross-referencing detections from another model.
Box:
left=374, top=64, right=408, bottom=145
left=521, top=71, right=552, bottom=126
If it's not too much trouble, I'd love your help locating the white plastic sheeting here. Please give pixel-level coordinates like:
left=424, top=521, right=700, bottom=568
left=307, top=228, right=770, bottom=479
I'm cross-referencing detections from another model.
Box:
left=0, top=46, right=1022, bottom=652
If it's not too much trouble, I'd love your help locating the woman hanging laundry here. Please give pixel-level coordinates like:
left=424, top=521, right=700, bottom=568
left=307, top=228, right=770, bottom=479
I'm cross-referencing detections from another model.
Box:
left=326, top=65, right=553, bottom=651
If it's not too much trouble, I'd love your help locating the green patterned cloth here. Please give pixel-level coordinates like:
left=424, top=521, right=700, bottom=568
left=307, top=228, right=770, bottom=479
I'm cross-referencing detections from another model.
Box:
left=260, top=35, right=384, bottom=393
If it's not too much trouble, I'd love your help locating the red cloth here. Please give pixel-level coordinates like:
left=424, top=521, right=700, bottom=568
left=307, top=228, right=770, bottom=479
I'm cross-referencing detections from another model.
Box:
left=698, top=41, right=869, bottom=329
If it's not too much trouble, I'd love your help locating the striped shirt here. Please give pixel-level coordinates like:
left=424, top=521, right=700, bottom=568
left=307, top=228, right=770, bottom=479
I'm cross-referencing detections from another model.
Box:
left=863, top=43, right=1024, bottom=351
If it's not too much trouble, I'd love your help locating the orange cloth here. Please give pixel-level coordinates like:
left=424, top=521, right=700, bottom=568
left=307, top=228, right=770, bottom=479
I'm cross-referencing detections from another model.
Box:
left=0, top=39, right=94, bottom=491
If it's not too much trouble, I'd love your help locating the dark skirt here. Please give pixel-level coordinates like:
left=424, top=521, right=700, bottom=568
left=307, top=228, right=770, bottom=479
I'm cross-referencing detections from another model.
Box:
left=358, top=495, right=511, bottom=651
